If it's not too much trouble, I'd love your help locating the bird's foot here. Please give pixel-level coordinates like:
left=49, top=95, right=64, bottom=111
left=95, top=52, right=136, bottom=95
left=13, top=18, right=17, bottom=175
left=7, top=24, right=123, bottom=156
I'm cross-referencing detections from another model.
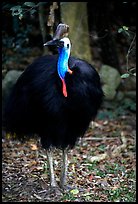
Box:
left=48, top=185, right=63, bottom=196
left=59, top=183, right=76, bottom=192
left=59, top=183, right=85, bottom=193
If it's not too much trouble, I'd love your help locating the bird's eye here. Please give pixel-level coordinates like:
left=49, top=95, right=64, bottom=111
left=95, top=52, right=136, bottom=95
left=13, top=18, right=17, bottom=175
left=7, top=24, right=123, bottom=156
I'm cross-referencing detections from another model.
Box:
left=67, top=44, right=69, bottom=48
left=58, top=41, right=64, bottom=48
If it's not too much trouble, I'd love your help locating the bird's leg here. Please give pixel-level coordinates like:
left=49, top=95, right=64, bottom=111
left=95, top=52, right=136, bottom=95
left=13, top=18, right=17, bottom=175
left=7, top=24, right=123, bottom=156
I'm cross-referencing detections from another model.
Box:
left=46, top=149, right=57, bottom=188
left=59, top=149, right=70, bottom=190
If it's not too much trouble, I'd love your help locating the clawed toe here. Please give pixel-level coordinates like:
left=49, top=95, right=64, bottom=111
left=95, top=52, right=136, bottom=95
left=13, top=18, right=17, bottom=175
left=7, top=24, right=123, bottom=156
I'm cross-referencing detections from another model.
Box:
left=59, top=184, right=76, bottom=192
left=49, top=186, right=63, bottom=195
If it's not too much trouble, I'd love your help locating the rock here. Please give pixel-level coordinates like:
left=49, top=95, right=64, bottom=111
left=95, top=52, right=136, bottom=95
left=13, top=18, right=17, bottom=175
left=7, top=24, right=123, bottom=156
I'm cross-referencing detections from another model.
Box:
left=124, top=91, right=136, bottom=100
left=116, top=91, right=125, bottom=101
left=99, top=65, right=121, bottom=100
left=2, top=70, right=23, bottom=112
left=102, top=84, right=116, bottom=100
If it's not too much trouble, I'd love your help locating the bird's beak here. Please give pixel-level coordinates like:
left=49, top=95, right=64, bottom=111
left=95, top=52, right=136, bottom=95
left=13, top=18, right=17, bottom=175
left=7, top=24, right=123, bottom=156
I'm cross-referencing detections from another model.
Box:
left=44, top=39, right=64, bottom=48
left=43, top=39, right=59, bottom=46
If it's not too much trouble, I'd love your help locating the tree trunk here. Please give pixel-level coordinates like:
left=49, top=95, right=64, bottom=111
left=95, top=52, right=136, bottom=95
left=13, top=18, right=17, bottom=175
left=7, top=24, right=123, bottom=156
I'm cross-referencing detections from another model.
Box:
left=38, top=4, right=49, bottom=54
left=87, top=1, right=121, bottom=72
left=60, top=2, right=92, bottom=63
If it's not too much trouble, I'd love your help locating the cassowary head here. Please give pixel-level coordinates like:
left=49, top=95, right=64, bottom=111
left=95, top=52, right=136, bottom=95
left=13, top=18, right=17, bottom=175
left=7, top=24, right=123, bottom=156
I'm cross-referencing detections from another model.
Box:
left=44, top=24, right=72, bottom=98
left=44, top=23, right=70, bottom=50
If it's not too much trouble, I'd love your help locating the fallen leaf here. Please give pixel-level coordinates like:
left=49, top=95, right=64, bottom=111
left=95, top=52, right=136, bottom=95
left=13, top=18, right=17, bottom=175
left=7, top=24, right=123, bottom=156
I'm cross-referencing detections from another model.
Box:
left=30, top=144, right=38, bottom=150
left=70, top=189, right=79, bottom=195
left=89, top=174, right=93, bottom=181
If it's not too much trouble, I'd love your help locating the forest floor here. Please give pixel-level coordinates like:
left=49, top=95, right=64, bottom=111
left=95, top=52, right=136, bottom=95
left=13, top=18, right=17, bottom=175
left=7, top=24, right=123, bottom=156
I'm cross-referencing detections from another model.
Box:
left=2, top=109, right=136, bottom=202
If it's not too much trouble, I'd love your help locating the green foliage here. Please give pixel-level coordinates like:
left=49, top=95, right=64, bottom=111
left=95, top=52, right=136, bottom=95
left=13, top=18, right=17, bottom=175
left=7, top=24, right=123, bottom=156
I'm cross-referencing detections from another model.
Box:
left=10, top=6, right=22, bottom=16
left=97, top=144, right=106, bottom=152
left=60, top=189, right=80, bottom=202
left=118, top=26, right=136, bottom=78
left=104, top=184, right=136, bottom=202
left=118, top=26, right=130, bottom=37
left=97, top=111, right=115, bottom=120
left=87, top=161, right=99, bottom=171
left=10, top=2, right=37, bottom=20
left=121, top=69, right=136, bottom=78
left=9, top=2, right=48, bottom=19
left=86, top=161, right=136, bottom=202
left=87, top=162, right=126, bottom=178
left=97, top=97, right=136, bottom=120
left=105, top=163, right=126, bottom=175
left=62, top=192, right=76, bottom=201
left=121, top=73, right=130, bottom=78
left=3, top=24, right=32, bottom=52
left=24, top=2, right=36, bottom=7
left=122, top=98, right=136, bottom=112
left=70, top=189, right=79, bottom=195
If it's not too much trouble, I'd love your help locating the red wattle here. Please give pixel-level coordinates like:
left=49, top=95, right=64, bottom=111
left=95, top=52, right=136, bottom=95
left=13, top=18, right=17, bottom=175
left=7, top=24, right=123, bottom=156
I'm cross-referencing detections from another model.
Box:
left=61, top=79, right=67, bottom=97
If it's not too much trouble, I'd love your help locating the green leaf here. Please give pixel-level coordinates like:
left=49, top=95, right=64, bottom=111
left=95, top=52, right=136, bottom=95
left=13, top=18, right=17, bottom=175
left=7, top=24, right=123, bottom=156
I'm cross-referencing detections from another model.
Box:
left=118, top=28, right=123, bottom=33
left=30, top=9, right=36, bottom=15
left=121, top=73, right=130, bottom=78
left=24, top=2, right=36, bottom=7
left=70, top=189, right=79, bottom=195
left=10, top=5, right=22, bottom=16
left=12, top=10, right=22, bottom=16
left=10, top=5, right=21, bottom=11
left=19, top=14, right=23, bottom=20
left=123, top=26, right=129, bottom=31
left=124, top=30, right=130, bottom=37
left=118, top=26, right=129, bottom=35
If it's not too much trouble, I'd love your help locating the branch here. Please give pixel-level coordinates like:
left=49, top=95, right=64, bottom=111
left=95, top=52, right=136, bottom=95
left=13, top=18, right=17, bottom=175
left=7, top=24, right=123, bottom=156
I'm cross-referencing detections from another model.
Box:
left=88, top=131, right=127, bottom=162
left=83, top=137, right=118, bottom=141
left=126, top=34, right=136, bottom=73
left=112, top=131, right=127, bottom=157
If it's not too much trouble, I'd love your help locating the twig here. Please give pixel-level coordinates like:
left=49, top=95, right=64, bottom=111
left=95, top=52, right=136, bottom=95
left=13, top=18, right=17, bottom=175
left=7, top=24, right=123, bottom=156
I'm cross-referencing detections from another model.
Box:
left=112, top=131, right=127, bottom=157
left=22, top=2, right=46, bottom=15
left=87, top=131, right=127, bottom=162
left=126, top=33, right=136, bottom=74
left=83, top=137, right=118, bottom=141
left=88, top=153, right=108, bottom=163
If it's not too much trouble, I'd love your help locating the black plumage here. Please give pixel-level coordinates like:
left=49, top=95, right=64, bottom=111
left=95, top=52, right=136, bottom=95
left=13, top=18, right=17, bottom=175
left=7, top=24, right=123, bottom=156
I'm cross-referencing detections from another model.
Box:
left=4, top=55, right=103, bottom=149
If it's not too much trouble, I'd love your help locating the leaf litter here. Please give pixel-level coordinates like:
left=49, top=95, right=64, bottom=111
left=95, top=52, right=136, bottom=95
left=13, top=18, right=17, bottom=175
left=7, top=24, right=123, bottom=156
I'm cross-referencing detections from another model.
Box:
left=2, top=112, right=136, bottom=202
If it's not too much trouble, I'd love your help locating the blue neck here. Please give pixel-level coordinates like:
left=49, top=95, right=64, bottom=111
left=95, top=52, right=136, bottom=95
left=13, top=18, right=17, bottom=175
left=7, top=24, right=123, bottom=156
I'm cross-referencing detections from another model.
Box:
left=57, top=47, right=70, bottom=79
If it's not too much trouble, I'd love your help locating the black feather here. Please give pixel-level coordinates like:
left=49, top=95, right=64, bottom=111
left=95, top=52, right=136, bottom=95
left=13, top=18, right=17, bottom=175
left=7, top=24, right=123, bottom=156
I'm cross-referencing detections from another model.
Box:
left=3, top=55, right=103, bottom=149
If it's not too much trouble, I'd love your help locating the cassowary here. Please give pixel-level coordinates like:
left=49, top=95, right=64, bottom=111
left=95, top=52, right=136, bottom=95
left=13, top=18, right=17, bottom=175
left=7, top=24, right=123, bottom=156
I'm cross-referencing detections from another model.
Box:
left=3, top=24, right=103, bottom=191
